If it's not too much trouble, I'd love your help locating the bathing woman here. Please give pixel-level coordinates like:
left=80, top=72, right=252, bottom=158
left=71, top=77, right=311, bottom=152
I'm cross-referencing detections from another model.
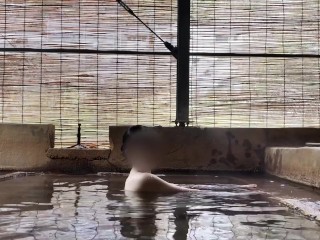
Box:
left=122, top=125, right=196, bottom=193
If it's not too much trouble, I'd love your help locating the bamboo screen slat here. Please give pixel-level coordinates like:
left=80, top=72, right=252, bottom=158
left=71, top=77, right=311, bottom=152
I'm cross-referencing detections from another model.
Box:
left=190, top=0, right=320, bottom=127
left=0, top=0, right=177, bottom=147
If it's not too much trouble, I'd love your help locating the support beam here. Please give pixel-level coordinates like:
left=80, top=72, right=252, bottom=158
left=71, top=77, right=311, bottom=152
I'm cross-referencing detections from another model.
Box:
left=176, top=0, right=190, bottom=127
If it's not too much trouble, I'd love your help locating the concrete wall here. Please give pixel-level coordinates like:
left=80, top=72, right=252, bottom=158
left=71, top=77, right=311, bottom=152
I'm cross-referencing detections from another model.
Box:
left=265, top=147, right=320, bottom=188
left=106, top=126, right=320, bottom=172
left=0, top=124, right=54, bottom=170
left=2, top=124, right=320, bottom=177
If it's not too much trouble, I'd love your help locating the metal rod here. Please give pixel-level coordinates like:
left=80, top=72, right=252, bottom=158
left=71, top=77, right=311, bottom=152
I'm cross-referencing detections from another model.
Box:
left=2, top=47, right=320, bottom=59
left=116, top=0, right=177, bottom=58
left=191, top=52, right=320, bottom=58
left=176, top=0, right=190, bottom=127
left=116, top=0, right=165, bottom=43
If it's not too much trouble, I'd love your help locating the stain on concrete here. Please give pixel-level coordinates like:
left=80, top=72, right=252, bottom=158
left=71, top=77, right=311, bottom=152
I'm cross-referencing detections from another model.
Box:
left=266, top=149, right=283, bottom=174
left=219, top=157, right=231, bottom=166
left=226, top=131, right=238, bottom=165
left=236, top=164, right=246, bottom=169
left=211, top=149, right=218, bottom=156
left=254, top=144, right=265, bottom=170
left=210, top=158, right=217, bottom=165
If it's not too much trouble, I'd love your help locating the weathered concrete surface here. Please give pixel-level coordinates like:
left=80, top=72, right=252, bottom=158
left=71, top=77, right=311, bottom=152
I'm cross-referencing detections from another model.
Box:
left=105, top=126, right=320, bottom=172
left=106, top=127, right=267, bottom=171
left=266, top=128, right=320, bottom=147
left=0, top=172, right=37, bottom=182
left=47, top=148, right=110, bottom=161
left=47, top=148, right=111, bottom=173
left=0, top=124, right=54, bottom=170
left=276, top=198, right=320, bottom=222
left=265, top=147, right=320, bottom=188
left=34, top=126, right=320, bottom=175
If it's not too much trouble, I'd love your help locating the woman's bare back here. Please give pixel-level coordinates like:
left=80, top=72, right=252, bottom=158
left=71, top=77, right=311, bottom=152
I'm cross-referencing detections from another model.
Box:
left=125, top=172, right=195, bottom=193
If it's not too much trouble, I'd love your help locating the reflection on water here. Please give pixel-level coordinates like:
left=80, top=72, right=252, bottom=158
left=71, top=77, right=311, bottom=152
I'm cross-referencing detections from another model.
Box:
left=120, top=192, right=159, bottom=238
left=0, top=174, right=319, bottom=240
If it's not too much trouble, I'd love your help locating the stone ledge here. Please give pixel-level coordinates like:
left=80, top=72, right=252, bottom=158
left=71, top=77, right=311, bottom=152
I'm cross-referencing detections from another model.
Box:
left=0, top=124, right=54, bottom=170
left=47, top=148, right=111, bottom=161
left=46, top=148, right=113, bottom=173
left=275, top=197, right=320, bottom=222
left=0, top=172, right=38, bottom=182
left=265, top=147, right=320, bottom=188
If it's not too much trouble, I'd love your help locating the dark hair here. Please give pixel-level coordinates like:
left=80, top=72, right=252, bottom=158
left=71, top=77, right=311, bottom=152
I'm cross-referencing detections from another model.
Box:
left=121, top=125, right=146, bottom=153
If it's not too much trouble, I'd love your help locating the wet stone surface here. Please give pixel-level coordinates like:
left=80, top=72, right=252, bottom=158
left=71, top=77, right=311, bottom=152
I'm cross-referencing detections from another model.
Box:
left=0, top=174, right=319, bottom=240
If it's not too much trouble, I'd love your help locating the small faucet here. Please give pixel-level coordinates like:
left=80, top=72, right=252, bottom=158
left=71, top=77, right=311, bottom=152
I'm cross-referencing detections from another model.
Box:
left=68, top=123, right=87, bottom=149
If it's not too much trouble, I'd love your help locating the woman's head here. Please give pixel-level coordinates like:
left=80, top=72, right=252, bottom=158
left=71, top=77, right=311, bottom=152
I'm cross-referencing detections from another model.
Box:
left=121, top=125, right=162, bottom=171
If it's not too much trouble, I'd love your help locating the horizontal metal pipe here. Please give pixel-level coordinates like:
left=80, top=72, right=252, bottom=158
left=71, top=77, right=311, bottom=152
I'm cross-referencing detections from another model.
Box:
left=0, top=48, right=171, bottom=56
left=1, top=47, right=320, bottom=59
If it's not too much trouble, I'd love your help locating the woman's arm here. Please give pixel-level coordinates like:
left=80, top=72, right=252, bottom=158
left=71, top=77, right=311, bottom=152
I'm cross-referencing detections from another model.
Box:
left=135, top=173, right=197, bottom=193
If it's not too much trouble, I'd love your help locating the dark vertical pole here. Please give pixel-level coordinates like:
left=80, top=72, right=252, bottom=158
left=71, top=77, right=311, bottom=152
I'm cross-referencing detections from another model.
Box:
left=176, top=0, right=190, bottom=127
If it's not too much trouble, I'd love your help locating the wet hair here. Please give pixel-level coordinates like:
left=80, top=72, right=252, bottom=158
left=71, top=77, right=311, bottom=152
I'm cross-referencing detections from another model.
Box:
left=121, top=125, right=146, bottom=154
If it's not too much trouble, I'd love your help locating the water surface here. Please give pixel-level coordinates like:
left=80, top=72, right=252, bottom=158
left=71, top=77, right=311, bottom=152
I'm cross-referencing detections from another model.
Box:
left=0, top=174, right=319, bottom=240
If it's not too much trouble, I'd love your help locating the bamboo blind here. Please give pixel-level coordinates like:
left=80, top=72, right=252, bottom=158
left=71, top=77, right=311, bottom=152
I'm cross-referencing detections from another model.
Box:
left=1, top=0, right=320, bottom=148
left=190, top=0, right=320, bottom=127
left=0, top=0, right=177, bottom=147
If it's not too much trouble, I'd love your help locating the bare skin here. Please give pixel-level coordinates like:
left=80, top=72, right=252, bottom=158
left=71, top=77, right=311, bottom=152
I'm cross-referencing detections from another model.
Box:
left=125, top=168, right=196, bottom=193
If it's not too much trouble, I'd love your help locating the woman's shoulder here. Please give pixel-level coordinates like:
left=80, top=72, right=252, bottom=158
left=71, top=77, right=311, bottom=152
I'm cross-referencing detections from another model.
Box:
left=125, top=172, right=152, bottom=191
left=125, top=172, right=170, bottom=192
left=125, top=172, right=194, bottom=193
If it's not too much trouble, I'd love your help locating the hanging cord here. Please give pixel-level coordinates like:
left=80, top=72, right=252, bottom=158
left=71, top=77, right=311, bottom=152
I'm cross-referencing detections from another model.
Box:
left=116, top=0, right=177, bottom=59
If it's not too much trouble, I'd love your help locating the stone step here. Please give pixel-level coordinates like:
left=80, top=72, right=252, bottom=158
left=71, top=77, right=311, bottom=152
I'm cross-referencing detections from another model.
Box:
left=265, top=147, right=320, bottom=188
